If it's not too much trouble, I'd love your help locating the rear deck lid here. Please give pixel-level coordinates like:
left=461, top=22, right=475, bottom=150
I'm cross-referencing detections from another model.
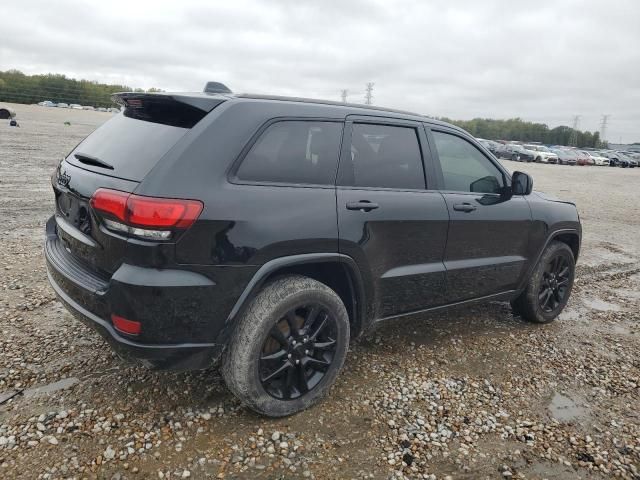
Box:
left=65, top=92, right=225, bottom=182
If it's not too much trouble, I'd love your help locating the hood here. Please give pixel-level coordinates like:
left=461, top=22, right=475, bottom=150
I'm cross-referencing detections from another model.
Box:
left=533, top=191, right=576, bottom=206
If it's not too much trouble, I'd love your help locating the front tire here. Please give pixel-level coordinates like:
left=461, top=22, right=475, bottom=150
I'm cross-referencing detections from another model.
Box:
left=512, top=241, right=575, bottom=324
left=222, top=275, right=350, bottom=417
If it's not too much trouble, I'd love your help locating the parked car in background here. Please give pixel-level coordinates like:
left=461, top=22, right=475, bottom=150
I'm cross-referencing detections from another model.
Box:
left=82, top=106, right=95, bottom=111
left=70, top=104, right=83, bottom=110
left=476, top=138, right=501, bottom=156
left=38, top=100, right=56, bottom=107
left=505, top=144, right=536, bottom=162
left=617, top=152, right=637, bottom=168
left=582, top=151, right=609, bottom=166
left=601, top=151, right=627, bottom=167
left=524, top=145, right=559, bottom=164
left=57, top=103, right=69, bottom=108
left=574, top=150, right=594, bottom=166
left=96, top=107, right=108, bottom=112
left=551, top=149, right=578, bottom=166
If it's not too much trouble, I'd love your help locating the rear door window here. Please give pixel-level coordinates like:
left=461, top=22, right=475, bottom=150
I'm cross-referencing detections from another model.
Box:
left=235, top=121, right=343, bottom=185
left=340, top=123, right=425, bottom=189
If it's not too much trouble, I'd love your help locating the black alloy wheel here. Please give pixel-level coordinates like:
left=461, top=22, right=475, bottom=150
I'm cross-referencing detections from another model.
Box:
left=538, top=255, right=571, bottom=313
left=259, top=304, right=338, bottom=400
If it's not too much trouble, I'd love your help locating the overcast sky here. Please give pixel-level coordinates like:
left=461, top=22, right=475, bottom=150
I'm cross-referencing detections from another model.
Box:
left=2, top=0, right=639, bottom=142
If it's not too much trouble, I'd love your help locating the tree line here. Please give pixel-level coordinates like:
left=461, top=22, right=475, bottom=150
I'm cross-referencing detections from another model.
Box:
left=0, top=70, right=606, bottom=147
left=439, top=117, right=604, bottom=148
left=0, top=70, right=163, bottom=108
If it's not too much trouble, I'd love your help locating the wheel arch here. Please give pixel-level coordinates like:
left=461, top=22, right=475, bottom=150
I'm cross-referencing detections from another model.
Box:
left=218, top=254, right=367, bottom=345
left=516, top=228, right=581, bottom=295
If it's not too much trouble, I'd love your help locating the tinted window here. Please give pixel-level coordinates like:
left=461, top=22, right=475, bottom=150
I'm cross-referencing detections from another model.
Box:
left=432, top=131, right=504, bottom=194
left=236, top=121, right=342, bottom=185
left=66, top=114, right=189, bottom=182
left=342, top=124, right=425, bottom=189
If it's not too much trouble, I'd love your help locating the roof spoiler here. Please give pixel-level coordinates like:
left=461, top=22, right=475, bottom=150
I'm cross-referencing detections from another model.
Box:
left=112, top=92, right=225, bottom=113
left=111, top=92, right=226, bottom=128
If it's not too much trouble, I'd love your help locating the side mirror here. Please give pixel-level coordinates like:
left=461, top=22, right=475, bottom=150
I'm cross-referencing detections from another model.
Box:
left=511, top=171, right=533, bottom=195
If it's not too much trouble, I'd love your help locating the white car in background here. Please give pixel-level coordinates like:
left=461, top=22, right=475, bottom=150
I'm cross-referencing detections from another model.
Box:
left=582, top=151, right=609, bottom=166
left=69, top=104, right=83, bottom=110
left=524, top=144, right=559, bottom=164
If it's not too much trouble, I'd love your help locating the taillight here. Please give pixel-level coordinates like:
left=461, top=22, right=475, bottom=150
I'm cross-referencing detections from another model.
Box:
left=90, top=188, right=203, bottom=240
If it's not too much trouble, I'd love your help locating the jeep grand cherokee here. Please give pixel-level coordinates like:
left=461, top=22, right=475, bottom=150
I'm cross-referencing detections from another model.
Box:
left=45, top=89, right=581, bottom=416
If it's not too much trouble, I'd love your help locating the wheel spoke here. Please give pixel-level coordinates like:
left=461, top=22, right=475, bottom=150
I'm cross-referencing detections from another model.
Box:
left=297, top=365, right=309, bottom=393
left=557, top=277, right=569, bottom=287
left=261, top=361, right=291, bottom=383
left=309, top=313, right=328, bottom=341
left=283, top=364, right=296, bottom=399
left=260, top=349, right=287, bottom=362
left=538, top=287, right=551, bottom=301
left=303, top=305, right=321, bottom=331
left=312, top=338, right=336, bottom=351
left=304, top=356, right=331, bottom=371
left=558, top=266, right=569, bottom=278
left=541, top=289, right=553, bottom=309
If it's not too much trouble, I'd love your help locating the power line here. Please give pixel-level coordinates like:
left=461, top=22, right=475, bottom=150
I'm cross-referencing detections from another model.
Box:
left=364, top=82, right=374, bottom=105
left=568, top=115, right=580, bottom=146
left=599, top=114, right=610, bottom=146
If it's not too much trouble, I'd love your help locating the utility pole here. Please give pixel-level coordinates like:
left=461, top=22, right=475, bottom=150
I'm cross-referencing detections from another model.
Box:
left=364, top=82, right=374, bottom=105
left=568, top=115, right=580, bottom=146
left=340, top=89, right=348, bottom=103
left=599, top=114, right=609, bottom=147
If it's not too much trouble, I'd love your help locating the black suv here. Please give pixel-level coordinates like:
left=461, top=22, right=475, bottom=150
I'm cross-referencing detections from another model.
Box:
left=45, top=90, right=581, bottom=416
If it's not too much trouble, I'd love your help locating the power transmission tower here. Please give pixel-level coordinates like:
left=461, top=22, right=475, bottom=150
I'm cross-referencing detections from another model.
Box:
left=340, top=89, right=348, bottom=103
left=364, top=82, right=374, bottom=105
left=599, top=114, right=609, bottom=147
left=568, top=115, right=580, bottom=146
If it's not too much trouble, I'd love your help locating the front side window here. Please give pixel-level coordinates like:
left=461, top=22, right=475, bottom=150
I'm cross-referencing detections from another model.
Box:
left=432, top=131, right=504, bottom=194
left=236, top=121, right=343, bottom=185
left=341, top=123, right=425, bottom=189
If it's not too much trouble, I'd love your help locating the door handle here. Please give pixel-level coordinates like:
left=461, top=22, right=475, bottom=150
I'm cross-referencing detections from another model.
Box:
left=346, top=201, right=379, bottom=212
left=453, top=203, right=477, bottom=212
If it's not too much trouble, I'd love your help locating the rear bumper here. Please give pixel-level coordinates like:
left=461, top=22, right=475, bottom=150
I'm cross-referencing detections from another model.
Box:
left=44, top=216, right=224, bottom=370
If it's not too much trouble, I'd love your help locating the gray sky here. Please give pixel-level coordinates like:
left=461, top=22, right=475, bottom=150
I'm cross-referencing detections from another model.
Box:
left=2, top=0, right=639, bottom=142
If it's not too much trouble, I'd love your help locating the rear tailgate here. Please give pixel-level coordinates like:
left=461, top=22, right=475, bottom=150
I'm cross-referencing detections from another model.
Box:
left=51, top=92, right=225, bottom=275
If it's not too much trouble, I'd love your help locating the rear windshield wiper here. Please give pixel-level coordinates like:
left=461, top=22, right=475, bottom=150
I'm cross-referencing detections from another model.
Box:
left=74, top=153, right=114, bottom=170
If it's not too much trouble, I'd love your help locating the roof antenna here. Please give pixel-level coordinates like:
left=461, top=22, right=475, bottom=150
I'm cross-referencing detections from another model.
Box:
left=203, top=82, right=232, bottom=94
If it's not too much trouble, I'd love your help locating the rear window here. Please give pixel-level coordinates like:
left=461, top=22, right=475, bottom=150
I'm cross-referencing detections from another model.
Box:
left=340, top=123, right=425, bottom=190
left=66, top=114, right=188, bottom=181
left=235, top=121, right=343, bottom=185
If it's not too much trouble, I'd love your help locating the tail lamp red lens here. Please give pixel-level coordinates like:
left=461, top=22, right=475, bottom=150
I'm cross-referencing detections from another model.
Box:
left=111, top=314, right=141, bottom=335
left=90, top=188, right=203, bottom=231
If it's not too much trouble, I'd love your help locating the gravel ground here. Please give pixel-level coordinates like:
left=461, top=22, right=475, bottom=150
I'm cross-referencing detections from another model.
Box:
left=1, top=103, right=639, bottom=480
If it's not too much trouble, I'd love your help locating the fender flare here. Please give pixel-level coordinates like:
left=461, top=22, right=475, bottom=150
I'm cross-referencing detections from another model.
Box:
left=217, top=253, right=367, bottom=343
left=517, top=228, right=581, bottom=293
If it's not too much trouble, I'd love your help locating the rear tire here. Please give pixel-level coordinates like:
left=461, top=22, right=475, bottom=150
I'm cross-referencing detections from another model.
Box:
left=222, top=275, right=350, bottom=417
left=512, top=241, right=575, bottom=324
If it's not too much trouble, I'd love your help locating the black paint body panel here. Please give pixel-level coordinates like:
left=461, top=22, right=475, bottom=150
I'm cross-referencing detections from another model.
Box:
left=44, top=94, right=581, bottom=370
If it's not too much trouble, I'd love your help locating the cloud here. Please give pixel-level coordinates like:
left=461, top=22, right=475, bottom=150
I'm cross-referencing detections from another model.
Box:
left=1, top=0, right=638, bottom=141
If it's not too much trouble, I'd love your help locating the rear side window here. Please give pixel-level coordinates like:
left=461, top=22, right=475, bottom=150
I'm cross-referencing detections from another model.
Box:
left=341, top=123, right=425, bottom=189
left=235, top=121, right=343, bottom=185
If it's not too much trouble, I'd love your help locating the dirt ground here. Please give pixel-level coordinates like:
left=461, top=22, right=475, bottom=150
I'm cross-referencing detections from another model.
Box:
left=0, top=103, right=639, bottom=480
